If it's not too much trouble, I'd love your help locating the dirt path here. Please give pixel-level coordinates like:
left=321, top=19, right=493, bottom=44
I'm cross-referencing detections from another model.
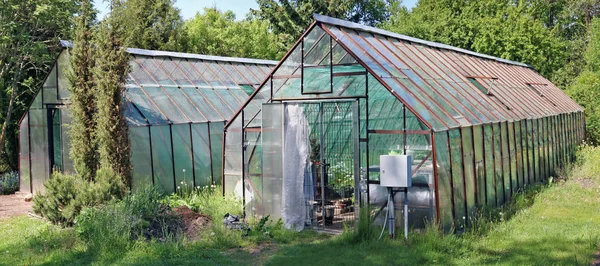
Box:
left=0, top=194, right=32, bottom=219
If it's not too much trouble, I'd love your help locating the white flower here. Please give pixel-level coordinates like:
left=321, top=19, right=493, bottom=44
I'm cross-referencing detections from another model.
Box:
left=180, top=181, right=184, bottom=185
left=177, top=186, right=181, bottom=190
left=183, top=169, right=186, bottom=173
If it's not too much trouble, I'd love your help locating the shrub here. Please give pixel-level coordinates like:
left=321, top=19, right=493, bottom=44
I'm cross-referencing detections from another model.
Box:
left=76, top=185, right=183, bottom=252
left=0, top=171, right=19, bottom=195
left=33, top=167, right=125, bottom=226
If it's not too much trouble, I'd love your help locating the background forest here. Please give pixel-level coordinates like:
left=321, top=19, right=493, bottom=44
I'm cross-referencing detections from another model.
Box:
left=1, top=0, right=600, bottom=175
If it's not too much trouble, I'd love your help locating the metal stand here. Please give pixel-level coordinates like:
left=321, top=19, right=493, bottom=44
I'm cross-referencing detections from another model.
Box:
left=388, top=188, right=395, bottom=238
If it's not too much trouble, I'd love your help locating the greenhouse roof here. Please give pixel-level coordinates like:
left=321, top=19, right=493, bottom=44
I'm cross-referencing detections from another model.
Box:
left=312, top=14, right=584, bottom=131
left=59, top=40, right=276, bottom=126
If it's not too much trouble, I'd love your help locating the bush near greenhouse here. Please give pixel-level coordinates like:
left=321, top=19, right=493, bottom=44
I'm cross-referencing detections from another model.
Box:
left=0, top=171, right=18, bottom=195
left=76, top=186, right=183, bottom=252
left=33, top=167, right=124, bottom=226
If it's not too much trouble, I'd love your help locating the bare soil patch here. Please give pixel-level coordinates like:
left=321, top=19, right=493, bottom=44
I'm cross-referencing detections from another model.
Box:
left=173, top=206, right=211, bottom=240
left=592, top=250, right=600, bottom=266
left=574, top=177, right=597, bottom=189
left=0, top=194, right=33, bottom=219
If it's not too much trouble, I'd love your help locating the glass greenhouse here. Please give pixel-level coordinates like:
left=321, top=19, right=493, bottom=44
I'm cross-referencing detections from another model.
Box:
left=223, top=15, right=585, bottom=231
left=18, top=41, right=277, bottom=194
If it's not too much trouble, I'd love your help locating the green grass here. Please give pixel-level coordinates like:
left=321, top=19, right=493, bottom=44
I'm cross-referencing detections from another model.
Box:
left=2, top=146, right=600, bottom=265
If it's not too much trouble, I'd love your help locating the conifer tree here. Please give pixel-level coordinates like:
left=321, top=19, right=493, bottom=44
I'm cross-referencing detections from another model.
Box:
left=68, top=0, right=98, bottom=181
left=93, top=2, right=132, bottom=187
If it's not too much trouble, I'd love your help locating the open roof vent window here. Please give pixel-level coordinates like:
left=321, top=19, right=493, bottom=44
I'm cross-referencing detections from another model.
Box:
left=467, top=77, right=490, bottom=95
left=467, top=77, right=512, bottom=111
left=238, top=84, right=257, bottom=96
left=526, top=83, right=557, bottom=107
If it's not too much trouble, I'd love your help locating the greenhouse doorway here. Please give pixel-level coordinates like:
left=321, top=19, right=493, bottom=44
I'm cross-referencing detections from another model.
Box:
left=262, top=100, right=360, bottom=231
left=47, top=107, right=63, bottom=173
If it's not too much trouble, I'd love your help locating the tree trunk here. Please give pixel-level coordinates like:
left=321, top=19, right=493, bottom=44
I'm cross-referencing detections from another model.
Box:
left=0, top=61, right=23, bottom=165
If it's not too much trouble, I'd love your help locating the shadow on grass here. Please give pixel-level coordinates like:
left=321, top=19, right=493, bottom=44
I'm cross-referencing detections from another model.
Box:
left=4, top=230, right=237, bottom=266
left=473, top=237, right=594, bottom=265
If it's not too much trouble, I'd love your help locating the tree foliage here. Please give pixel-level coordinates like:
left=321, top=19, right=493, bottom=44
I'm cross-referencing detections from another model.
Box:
left=111, top=0, right=186, bottom=51
left=251, top=0, right=397, bottom=47
left=68, top=0, right=98, bottom=181
left=382, top=0, right=566, bottom=78
left=0, top=0, right=77, bottom=171
left=568, top=18, right=600, bottom=145
left=184, top=8, right=285, bottom=60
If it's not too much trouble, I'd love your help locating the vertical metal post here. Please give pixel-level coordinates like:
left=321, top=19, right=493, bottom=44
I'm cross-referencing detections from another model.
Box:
left=319, top=102, right=326, bottom=229
left=353, top=100, right=360, bottom=218
left=403, top=104, right=407, bottom=155
left=189, top=123, right=196, bottom=188
left=404, top=188, right=408, bottom=239
left=301, top=38, right=304, bottom=94
left=170, top=124, right=176, bottom=192
left=241, top=111, right=246, bottom=216
left=365, top=73, right=370, bottom=206
left=458, top=128, right=469, bottom=225
left=28, top=112, right=32, bottom=193
left=470, top=126, right=478, bottom=206
left=481, top=125, right=488, bottom=206
left=446, top=131, right=457, bottom=230
left=329, top=35, right=333, bottom=93
left=148, top=125, right=155, bottom=185
left=207, top=122, right=214, bottom=185
left=47, top=109, right=54, bottom=174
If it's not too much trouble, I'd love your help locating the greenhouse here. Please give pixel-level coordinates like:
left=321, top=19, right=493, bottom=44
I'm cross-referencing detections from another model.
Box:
left=222, top=14, right=585, bottom=231
left=18, top=41, right=277, bottom=194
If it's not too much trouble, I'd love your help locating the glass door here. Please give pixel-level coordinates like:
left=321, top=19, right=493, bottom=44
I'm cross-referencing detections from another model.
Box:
left=47, top=108, right=62, bottom=172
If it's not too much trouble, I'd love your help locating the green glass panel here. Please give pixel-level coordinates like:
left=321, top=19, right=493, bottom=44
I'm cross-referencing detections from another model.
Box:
left=130, top=126, right=153, bottom=191
left=30, top=109, right=48, bottom=193
left=172, top=124, right=194, bottom=188
left=492, top=123, right=504, bottom=204
left=461, top=127, right=476, bottom=222
left=500, top=122, right=511, bottom=200
left=151, top=125, right=174, bottom=193
left=57, top=51, right=71, bottom=100
left=449, top=129, right=466, bottom=230
left=508, top=122, right=517, bottom=194
left=163, top=86, right=208, bottom=123
left=434, top=132, right=454, bottom=231
left=473, top=125, right=485, bottom=206
left=210, top=122, right=224, bottom=185
left=181, top=87, right=224, bottom=121
left=483, top=124, right=496, bottom=207
left=144, top=86, right=188, bottom=124
left=191, top=123, right=212, bottom=187
left=19, top=114, right=30, bottom=193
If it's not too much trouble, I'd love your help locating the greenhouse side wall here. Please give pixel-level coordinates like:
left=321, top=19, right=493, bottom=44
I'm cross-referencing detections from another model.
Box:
left=434, top=112, right=585, bottom=232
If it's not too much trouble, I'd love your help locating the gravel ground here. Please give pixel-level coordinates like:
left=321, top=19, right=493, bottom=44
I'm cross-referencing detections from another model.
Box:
left=0, top=194, right=32, bottom=219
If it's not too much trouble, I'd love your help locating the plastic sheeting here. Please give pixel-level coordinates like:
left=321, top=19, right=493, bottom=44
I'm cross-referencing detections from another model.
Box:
left=282, top=104, right=311, bottom=231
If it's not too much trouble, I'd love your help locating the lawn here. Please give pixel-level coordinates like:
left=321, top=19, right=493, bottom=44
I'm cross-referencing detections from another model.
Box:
left=1, top=146, right=600, bottom=265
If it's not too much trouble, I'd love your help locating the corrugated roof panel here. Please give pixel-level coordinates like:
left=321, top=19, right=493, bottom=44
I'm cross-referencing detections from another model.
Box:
left=312, top=14, right=583, bottom=130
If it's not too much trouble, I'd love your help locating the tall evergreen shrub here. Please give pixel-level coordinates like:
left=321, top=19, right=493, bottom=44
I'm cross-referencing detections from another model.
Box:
left=93, top=7, right=132, bottom=188
left=68, top=0, right=98, bottom=181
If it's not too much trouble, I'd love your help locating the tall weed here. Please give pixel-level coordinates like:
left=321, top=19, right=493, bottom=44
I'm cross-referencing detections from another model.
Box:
left=76, top=185, right=182, bottom=251
left=165, top=183, right=241, bottom=221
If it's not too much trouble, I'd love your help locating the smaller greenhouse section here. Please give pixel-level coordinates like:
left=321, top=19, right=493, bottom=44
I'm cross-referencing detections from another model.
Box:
left=19, top=41, right=276, bottom=194
left=223, top=14, right=585, bottom=232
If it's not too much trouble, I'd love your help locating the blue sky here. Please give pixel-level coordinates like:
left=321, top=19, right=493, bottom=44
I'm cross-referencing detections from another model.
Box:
left=94, top=0, right=418, bottom=21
